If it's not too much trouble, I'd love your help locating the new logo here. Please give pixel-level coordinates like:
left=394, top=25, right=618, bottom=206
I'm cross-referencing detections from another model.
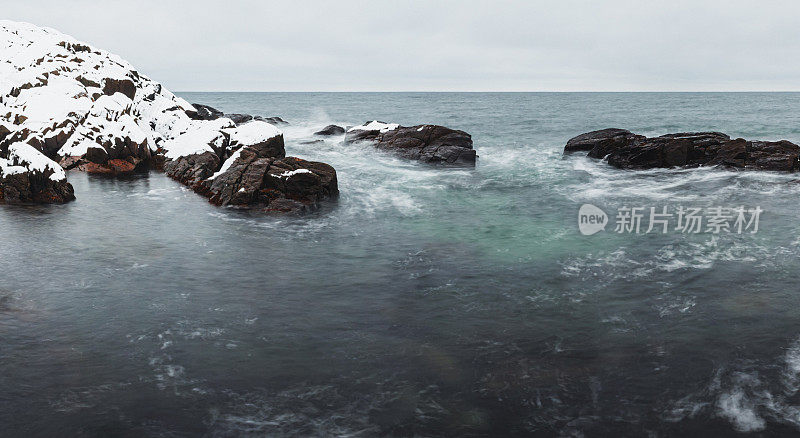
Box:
left=578, top=204, right=608, bottom=235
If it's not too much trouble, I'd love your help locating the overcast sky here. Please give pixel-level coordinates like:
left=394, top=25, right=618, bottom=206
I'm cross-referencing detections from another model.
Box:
left=6, top=0, right=800, bottom=91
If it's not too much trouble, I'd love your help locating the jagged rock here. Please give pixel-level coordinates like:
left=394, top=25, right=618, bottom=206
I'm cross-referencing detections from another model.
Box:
left=164, top=151, right=221, bottom=186
left=0, top=21, right=337, bottom=213
left=102, top=78, right=136, bottom=100
left=565, top=128, right=800, bottom=172
left=161, top=119, right=232, bottom=186
left=190, top=103, right=224, bottom=121
left=200, top=153, right=338, bottom=213
left=344, top=121, right=476, bottom=166
left=0, top=141, right=74, bottom=203
left=747, top=140, right=800, bottom=172
left=227, top=121, right=285, bottom=159
left=315, top=125, right=345, bottom=136
left=0, top=170, right=74, bottom=203
left=187, top=104, right=287, bottom=126
left=164, top=120, right=337, bottom=213
left=0, top=20, right=197, bottom=198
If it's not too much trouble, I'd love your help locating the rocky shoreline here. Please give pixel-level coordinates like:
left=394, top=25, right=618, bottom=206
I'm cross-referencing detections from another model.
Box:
left=0, top=21, right=477, bottom=212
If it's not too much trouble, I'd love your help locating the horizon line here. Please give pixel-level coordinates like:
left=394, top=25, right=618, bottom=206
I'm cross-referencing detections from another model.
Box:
left=174, top=90, right=800, bottom=93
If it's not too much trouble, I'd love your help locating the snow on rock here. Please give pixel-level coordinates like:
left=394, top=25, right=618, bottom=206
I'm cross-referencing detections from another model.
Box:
left=0, top=20, right=338, bottom=212
left=208, top=147, right=244, bottom=181
left=5, top=141, right=66, bottom=180
left=344, top=122, right=476, bottom=166
left=0, top=19, right=201, bottom=194
left=162, top=119, right=234, bottom=161
left=347, top=121, right=399, bottom=133
left=225, top=120, right=282, bottom=147
left=274, top=168, right=313, bottom=179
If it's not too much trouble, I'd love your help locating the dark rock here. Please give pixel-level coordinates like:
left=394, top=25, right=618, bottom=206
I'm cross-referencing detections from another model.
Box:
left=606, top=136, right=692, bottom=169
left=315, top=125, right=345, bottom=136
left=747, top=140, right=800, bottom=172
left=102, top=78, right=136, bottom=100
left=228, top=123, right=286, bottom=159
left=189, top=103, right=224, bottom=121
left=564, top=128, right=642, bottom=154
left=300, top=140, right=325, bottom=145
left=261, top=116, right=288, bottom=125
left=264, top=157, right=338, bottom=206
left=0, top=170, right=75, bottom=204
left=345, top=122, right=476, bottom=166
left=197, top=149, right=337, bottom=214
left=162, top=123, right=338, bottom=214
left=84, top=146, right=109, bottom=164
left=224, top=114, right=287, bottom=126
left=566, top=128, right=800, bottom=172
left=164, top=151, right=221, bottom=187
left=225, top=114, right=253, bottom=125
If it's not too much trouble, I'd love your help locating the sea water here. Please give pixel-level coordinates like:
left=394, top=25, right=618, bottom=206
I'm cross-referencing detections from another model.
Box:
left=3, top=92, right=800, bottom=435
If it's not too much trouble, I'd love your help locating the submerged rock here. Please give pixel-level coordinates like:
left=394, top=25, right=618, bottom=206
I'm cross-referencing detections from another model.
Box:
left=0, top=20, right=336, bottom=212
left=565, top=128, right=800, bottom=172
left=315, top=125, right=345, bottom=136
left=344, top=121, right=476, bottom=166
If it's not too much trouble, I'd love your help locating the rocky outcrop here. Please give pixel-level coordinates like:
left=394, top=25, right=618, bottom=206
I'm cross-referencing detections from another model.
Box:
left=224, top=114, right=288, bottom=126
left=565, top=128, right=800, bottom=172
left=0, top=141, right=74, bottom=203
left=0, top=170, right=74, bottom=204
left=191, top=104, right=288, bottom=127
left=315, top=125, right=345, bottom=136
left=200, top=154, right=337, bottom=214
left=163, top=119, right=337, bottom=214
left=344, top=121, right=476, bottom=166
left=0, top=20, right=336, bottom=212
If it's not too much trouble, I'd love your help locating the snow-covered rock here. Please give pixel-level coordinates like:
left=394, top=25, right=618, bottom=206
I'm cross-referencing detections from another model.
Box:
left=0, top=20, right=337, bottom=212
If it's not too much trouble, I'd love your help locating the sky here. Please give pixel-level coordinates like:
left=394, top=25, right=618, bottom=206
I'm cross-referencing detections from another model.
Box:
left=5, top=0, right=800, bottom=92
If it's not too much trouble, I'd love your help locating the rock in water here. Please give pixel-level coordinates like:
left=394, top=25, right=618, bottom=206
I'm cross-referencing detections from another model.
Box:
left=262, top=116, right=288, bottom=126
left=190, top=103, right=224, bottom=121
left=565, top=128, right=800, bottom=172
left=163, top=119, right=337, bottom=214
left=563, top=128, right=643, bottom=154
left=315, top=125, right=346, bottom=136
left=222, top=113, right=288, bottom=127
left=0, top=20, right=337, bottom=212
left=0, top=142, right=74, bottom=203
left=344, top=121, right=477, bottom=166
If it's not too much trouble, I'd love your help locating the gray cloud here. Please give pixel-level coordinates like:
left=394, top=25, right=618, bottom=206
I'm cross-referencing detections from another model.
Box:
left=5, top=0, right=800, bottom=91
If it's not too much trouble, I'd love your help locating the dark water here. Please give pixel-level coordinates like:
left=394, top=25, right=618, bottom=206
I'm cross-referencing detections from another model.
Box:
left=4, top=93, right=800, bottom=436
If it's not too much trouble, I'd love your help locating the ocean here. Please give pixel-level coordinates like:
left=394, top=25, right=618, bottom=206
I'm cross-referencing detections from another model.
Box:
left=3, top=92, right=800, bottom=436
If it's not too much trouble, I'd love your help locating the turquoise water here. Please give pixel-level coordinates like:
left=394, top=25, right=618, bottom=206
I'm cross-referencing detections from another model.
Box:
left=3, top=93, right=800, bottom=436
